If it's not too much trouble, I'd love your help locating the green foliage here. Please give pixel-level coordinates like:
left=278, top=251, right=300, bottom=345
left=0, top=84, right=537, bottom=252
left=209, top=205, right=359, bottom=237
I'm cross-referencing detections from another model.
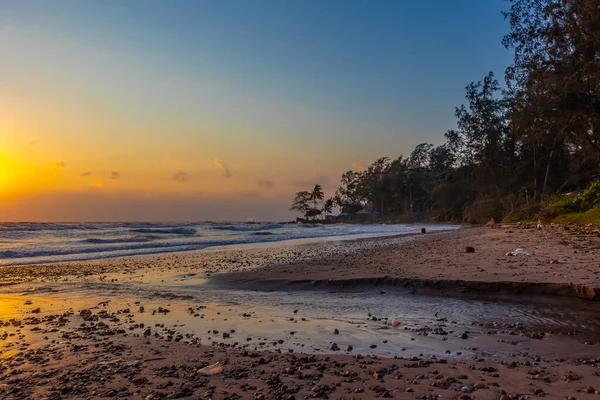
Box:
left=538, top=196, right=579, bottom=222
left=463, top=197, right=503, bottom=224
left=500, top=180, right=600, bottom=224
left=553, top=208, right=600, bottom=225
left=502, top=203, right=541, bottom=223
left=575, top=181, right=600, bottom=209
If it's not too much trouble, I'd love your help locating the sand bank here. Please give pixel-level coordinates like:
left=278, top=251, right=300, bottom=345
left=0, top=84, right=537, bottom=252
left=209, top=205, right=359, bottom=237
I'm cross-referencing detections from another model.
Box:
left=208, top=226, right=600, bottom=301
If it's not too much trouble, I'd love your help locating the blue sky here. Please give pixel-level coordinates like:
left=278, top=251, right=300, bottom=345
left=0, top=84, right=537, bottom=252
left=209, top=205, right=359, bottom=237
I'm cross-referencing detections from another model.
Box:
left=0, top=1, right=513, bottom=221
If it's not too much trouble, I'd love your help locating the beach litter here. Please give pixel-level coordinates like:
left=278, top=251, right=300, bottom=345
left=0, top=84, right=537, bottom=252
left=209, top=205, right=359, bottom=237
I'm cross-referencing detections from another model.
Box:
left=506, top=248, right=534, bottom=257
left=197, top=361, right=223, bottom=376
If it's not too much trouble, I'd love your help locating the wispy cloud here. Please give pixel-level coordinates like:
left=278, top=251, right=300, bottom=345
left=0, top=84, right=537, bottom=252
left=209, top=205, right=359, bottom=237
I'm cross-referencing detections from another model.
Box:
left=173, top=171, right=189, bottom=182
left=109, top=171, right=121, bottom=179
left=292, top=174, right=331, bottom=189
left=213, top=158, right=231, bottom=178
left=55, top=161, right=65, bottom=168
left=234, top=190, right=260, bottom=198
left=80, top=171, right=93, bottom=177
left=257, top=179, right=274, bottom=189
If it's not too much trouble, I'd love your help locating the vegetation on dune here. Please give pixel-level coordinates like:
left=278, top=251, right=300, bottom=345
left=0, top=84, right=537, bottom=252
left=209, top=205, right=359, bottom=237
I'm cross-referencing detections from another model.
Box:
left=506, top=181, right=600, bottom=225
left=504, top=181, right=600, bottom=225
left=288, top=0, right=600, bottom=225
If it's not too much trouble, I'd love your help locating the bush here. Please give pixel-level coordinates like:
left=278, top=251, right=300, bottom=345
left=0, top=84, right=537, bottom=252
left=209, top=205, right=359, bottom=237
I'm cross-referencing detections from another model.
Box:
left=575, top=180, right=600, bottom=209
left=553, top=208, right=600, bottom=225
left=498, top=180, right=600, bottom=225
left=463, top=197, right=503, bottom=224
left=502, top=203, right=541, bottom=223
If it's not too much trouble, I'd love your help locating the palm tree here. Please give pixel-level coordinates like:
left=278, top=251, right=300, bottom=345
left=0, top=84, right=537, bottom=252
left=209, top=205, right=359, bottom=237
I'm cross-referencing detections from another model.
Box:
left=309, top=184, right=324, bottom=210
left=322, top=198, right=334, bottom=218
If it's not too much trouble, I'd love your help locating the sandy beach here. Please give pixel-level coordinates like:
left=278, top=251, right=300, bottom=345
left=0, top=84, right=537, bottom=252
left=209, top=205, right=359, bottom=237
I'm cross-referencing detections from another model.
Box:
left=2, top=225, right=600, bottom=399
left=208, top=225, right=600, bottom=301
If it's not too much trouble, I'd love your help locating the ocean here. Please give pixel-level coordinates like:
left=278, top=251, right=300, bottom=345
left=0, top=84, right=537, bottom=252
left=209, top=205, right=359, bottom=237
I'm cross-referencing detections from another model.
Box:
left=0, top=222, right=459, bottom=266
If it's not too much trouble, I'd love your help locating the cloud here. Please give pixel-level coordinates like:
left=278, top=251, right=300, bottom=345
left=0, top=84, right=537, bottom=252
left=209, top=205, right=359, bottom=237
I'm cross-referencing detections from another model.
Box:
left=292, top=174, right=332, bottom=189
left=313, top=175, right=331, bottom=185
left=213, top=158, right=231, bottom=178
left=55, top=161, right=65, bottom=168
left=29, top=141, right=36, bottom=146
left=109, top=171, right=121, bottom=179
left=257, top=179, right=274, bottom=189
left=173, top=171, right=189, bottom=182
left=80, top=171, right=93, bottom=177
left=234, top=190, right=260, bottom=198
left=352, top=162, right=366, bottom=171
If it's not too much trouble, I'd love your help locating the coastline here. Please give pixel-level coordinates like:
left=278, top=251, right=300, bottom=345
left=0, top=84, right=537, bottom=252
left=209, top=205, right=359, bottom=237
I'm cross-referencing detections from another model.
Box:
left=0, top=222, right=458, bottom=268
left=2, top=225, right=600, bottom=398
left=206, top=226, right=600, bottom=302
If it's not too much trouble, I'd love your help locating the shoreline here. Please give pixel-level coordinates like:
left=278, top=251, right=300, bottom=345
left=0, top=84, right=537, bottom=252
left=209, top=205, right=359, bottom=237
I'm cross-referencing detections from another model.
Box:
left=206, top=225, right=600, bottom=303
left=2, top=225, right=600, bottom=398
left=0, top=223, right=460, bottom=268
left=3, top=225, right=600, bottom=303
left=0, top=229, right=451, bottom=286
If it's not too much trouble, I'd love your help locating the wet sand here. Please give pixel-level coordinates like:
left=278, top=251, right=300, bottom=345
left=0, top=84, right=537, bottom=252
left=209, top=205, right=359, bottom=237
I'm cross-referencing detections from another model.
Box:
left=2, top=225, right=600, bottom=399
left=208, top=225, right=600, bottom=301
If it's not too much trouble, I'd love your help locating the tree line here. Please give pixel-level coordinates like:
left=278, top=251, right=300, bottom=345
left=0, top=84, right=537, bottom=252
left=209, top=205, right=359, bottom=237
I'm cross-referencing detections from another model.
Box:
left=291, top=0, right=600, bottom=223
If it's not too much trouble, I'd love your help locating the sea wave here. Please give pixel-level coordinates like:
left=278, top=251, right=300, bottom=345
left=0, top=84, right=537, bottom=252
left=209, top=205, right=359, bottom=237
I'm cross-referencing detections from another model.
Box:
left=129, top=228, right=197, bottom=235
left=212, top=224, right=282, bottom=232
left=84, top=236, right=154, bottom=244
left=0, top=223, right=102, bottom=232
left=0, top=232, right=292, bottom=260
left=0, top=239, right=211, bottom=259
left=0, top=222, right=461, bottom=266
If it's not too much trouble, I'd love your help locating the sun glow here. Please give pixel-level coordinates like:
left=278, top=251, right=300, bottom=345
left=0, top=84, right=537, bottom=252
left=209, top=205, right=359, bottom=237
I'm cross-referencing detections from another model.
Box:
left=0, top=155, right=15, bottom=192
left=0, top=154, right=39, bottom=199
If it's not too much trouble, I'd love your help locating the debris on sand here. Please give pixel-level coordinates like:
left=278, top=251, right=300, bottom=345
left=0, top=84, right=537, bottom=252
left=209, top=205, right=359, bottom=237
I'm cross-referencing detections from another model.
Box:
left=196, top=361, right=223, bottom=376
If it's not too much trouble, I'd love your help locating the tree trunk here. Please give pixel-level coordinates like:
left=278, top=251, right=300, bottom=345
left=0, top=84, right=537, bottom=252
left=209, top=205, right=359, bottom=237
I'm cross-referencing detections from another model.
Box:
left=542, top=149, right=555, bottom=196
left=532, top=140, right=538, bottom=202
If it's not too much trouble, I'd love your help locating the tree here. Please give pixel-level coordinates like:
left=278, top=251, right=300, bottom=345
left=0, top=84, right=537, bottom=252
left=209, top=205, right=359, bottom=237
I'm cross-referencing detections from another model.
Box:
left=309, top=184, right=324, bottom=210
left=334, top=171, right=364, bottom=212
left=452, top=72, right=512, bottom=197
left=408, top=144, right=433, bottom=170
left=289, top=191, right=311, bottom=215
left=359, top=157, right=391, bottom=216
left=503, top=0, right=600, bottom=194
left=322, top=198, right=334, bottom=217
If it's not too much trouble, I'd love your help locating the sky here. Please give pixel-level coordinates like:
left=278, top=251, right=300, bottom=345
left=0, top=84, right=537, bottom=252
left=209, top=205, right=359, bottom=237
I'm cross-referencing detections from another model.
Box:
left=0, top=0, right=512, bottom=222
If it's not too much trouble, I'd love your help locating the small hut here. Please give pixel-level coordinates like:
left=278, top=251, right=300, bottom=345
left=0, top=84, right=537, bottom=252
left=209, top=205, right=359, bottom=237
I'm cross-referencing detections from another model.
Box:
left=305, top=208, right=322, bottom=220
